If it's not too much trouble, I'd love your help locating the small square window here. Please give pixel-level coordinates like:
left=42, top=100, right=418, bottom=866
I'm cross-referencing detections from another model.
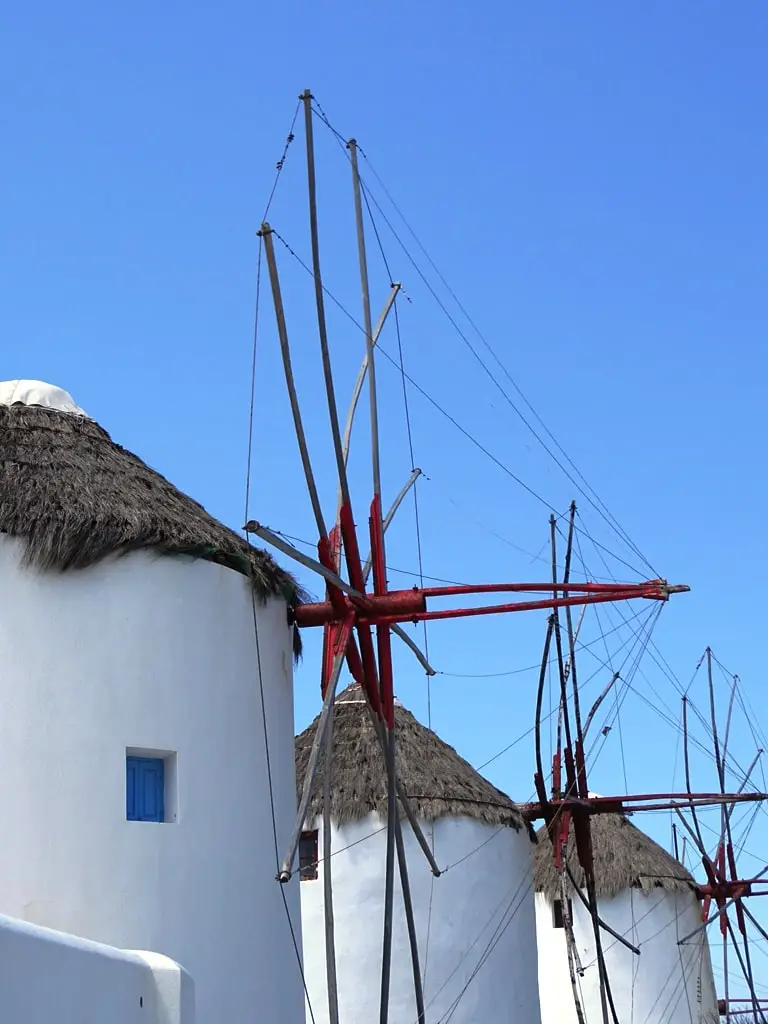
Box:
left=126, top=749, right=177, bottom=823
left=553, top=898, right=573, bottom=929
left=299, top=830, right=318, bottom=881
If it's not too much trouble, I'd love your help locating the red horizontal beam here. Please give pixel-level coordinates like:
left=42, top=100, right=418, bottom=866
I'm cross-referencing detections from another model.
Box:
left=295, top=589, right=426, bottom=628
left=521, top=792, right=767, bottom=821
left=295, top=580, right=689, bottom=629
left=421, top=579, right=687, bottom=599
left=381, top=588, right=673, bottom=624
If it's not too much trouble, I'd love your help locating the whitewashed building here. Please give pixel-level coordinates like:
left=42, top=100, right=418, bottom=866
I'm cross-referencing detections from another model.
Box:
left=533, top=813, right=719, bottom=1024
left=0, top=380, right=305, bottom=1023
left=295, top=683, right=542, bottom=1023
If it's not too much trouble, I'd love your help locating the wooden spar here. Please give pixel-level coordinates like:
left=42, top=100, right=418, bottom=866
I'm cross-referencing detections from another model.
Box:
left=363, top=469, right=422, bottom=579
left=348, top=134, right=397, bottom=1024
left=562, top=601, right=588, bottom=687
left=549, top=515, right=573, bottom=761
left=349, top=138, right=380, bottom=498
left=726, top=750, right=763, bottom=826
left=323, top=698, right=340, bottom=1024
left=278, top=638, right=350, bottom=882
left=682, top=696, right=707, bottom=855
left=533, top=617, right=555, bottom=806
left=340, top=284, right=401, bottom=469
left=582, top=672, right=620, bottom=740
left=561, top=871, right=587, bottom=1024
left=382, top=469, right=423, bottom=532
left=742, top=902, right=768, bottom=945
left=244, top=521, right=356, bottom=595
left=565, top=865, right=640, bottom=955
left=363, top=705, right=434, bottom=1021
left=397, top=781, right=441, bottom=877
left=720, top=672, right=739, bottom=785
left=259, top=225, right=327, bottom=540
left=300, top=91, right=350, bottom=508
left=578, top=814, right=613, bottom=1024
left=725, top=917, right=762, bottom=1024
left=380, top=726, right=397, bottom=1024
left=394, top=815, right=426, bottom=1023
left=391, top=624, right=435, bottom=676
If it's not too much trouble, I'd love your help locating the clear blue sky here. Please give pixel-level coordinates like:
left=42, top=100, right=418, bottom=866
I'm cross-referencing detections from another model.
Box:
left=4, top=0, right=768, bottom=1000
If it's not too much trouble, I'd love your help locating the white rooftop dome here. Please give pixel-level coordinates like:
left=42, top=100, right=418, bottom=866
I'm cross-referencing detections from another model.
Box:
left=0, top=380, right=87, bottom=417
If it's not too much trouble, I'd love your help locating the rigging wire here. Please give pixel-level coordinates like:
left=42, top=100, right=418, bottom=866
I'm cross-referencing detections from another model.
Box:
left=270, top=226, right=650, bottom=579
left=414, top=867, right=534, bottom=1024
left=430, top=481, right=620, bottom=581
left=308, top=97, right=657, bottom=579
left=571, top=518, right=765, bottom=798
left=278, top=93, right=768, bottom=1017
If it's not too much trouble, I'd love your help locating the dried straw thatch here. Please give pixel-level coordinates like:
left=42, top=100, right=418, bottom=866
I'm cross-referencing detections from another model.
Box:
left=295, top=683, right=525, bottom=830
left=532, top=814, right=694, bottom=900
left=0, top=401, right=305, bottom=652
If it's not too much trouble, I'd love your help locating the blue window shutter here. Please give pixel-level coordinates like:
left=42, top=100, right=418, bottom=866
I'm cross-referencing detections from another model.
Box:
left=140, top=759, right=164, bottom=822
left=127, top=756, right=164, bottom=822
left=126, top=759, right=137, bottom=820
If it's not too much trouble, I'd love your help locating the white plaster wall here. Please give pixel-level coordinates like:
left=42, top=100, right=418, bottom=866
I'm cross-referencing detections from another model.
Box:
left=0, top=537, right=304, bottom=1024
left=301, top=812, right=541, bottom=1023
left=0, top=911, right=193, bottom=1023
left=535, top=889, right=719, bottom=1024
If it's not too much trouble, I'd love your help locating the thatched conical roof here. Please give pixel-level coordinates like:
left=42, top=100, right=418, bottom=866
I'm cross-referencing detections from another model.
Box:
left=295, top=683, right=525, bottom=829
left=0, top=381, right=304, bottom=648
left=532, top=813, right=694, bottom=900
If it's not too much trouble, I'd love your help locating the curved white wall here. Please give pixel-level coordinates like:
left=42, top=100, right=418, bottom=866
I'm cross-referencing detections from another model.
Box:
left=535, top=888, right=719, bottom=1024
left=301, top=812, right=541, bottom=1023
left=0, top=536, right=304, bottom=1024
left=0, top=912, right=194, bottom=1024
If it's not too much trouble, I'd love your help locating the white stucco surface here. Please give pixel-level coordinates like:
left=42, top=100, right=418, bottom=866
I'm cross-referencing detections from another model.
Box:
left=535, top=889, right=719, bottom=1024
left=0, top=537, right=304, bottom=1024
left=0, top=911, right=193, bottom=1023
left=0, top=379, right=87, bottom=415
left=301, top=812, right=541, bottom=1023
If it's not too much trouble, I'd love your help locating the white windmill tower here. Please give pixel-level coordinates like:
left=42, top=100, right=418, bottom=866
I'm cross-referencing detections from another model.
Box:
left=533, top=812, right=719, bottom=1024
left=0, top=379, right=306, bottom=1023
left=295, top=682, right=540, bottom=1022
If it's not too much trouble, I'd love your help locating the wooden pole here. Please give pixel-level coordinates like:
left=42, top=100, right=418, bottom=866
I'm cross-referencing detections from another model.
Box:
left=348, top=138, right=380, bottom=497
left=394, top=815, right=426, bottom=1023
left=299, top=90, right=354, bottom=509
left=259, top=224, right=327, bottom=540
left=349, top=135, right=397, bottom=1024
left=323, top=698, right=340, bottom=1024
left=341, top=284, right=401, bottom=468
left=278, top=644, right=349, bottom=881
left=561, top=873, right=587, bottom=1024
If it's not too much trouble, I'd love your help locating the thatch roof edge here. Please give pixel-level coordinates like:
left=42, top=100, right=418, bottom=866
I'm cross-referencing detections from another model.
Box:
left=0, top=402, right=306, bottom=658
left=295, top=685, right=527, bottom=830
left=532, top=815, right=695, bottom=900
